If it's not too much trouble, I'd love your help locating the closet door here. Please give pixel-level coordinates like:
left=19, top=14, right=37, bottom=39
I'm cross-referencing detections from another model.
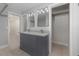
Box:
left=54, top=13, right=69, bottom=46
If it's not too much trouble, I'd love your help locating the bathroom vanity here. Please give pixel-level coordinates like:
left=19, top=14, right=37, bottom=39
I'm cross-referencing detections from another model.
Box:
left=20, top=6, right=49, bottom=56
left=20, top=32, right=49, bottom=56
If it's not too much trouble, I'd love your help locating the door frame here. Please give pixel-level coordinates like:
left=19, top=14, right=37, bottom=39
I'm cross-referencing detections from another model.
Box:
left=8, top=11, right=21, bottom=49
left=48, top=3, right=70, bottom=56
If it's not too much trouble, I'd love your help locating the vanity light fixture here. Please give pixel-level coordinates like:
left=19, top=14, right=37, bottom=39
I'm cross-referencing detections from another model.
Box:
left=45, top=7, right=48, bottom=10
left=28, top=7, right=49, bottom=15
left=41, top=9, right=43, bottom=13
left=45, top=7, right=49, bottom=12
left=41, top=9, right=45, bottom=13
left=46, top=9, right=49, bottom=12
left=37, top=10, right=41, bottom=14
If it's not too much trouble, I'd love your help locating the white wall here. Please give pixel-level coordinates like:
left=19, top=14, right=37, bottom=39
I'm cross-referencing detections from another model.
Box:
left=70, top=3, right=79, bottom=56
left=20, top=15, right=27, bottom=32
left=53, top=13, right=69, bottom=46
left=0, top=16, right=8, bottom=47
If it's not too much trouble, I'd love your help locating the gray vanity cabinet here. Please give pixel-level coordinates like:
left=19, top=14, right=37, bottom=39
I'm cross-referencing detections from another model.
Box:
left=20, top=33, right=49, bottom=56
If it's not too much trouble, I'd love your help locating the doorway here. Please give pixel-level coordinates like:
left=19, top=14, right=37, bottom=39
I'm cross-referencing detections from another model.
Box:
left=8, top=14, right=20, bottom=50
left=49, top=4, right=69, bottom=56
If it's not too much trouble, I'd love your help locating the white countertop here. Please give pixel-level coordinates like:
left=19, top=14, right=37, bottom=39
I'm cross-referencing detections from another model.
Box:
left=21, top=31, right=49, bottom=37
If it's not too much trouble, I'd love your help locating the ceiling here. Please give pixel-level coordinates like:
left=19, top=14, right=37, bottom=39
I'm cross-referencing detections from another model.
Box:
left=0, top=3, right=52, bottom=16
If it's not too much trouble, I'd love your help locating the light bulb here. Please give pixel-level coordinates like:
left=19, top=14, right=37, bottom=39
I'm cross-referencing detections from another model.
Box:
left=45, top=8, right=49, bottom=12
left=46, top=9, right=49, bottom=12
left=40, top=9, right=43, bottom=13
left=42, top=10, right=45, bottom=13
left=45, top=8, right=48, bottom=10
left=37, top=10, right=41, bottom=14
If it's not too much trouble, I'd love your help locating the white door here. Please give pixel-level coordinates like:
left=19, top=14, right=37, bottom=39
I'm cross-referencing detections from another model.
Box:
left=8, top=14, right=20, bottom=50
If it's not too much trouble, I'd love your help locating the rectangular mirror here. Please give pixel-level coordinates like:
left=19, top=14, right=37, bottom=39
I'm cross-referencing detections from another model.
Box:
left=37, top=13, right=49, bottom=27
left=29, top=15, right=35, bottom=28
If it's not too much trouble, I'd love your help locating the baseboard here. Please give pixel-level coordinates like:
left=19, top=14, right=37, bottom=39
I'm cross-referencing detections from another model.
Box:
left=0, top=45, right=8, bottom=49
left=53, top=41, right=68, bottom=47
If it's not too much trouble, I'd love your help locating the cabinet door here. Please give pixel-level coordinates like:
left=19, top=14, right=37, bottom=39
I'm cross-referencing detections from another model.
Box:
left=20, top=34, right=33, bottom=54
left=30, top=35, right=37, bottom=56
left=26, top=34, right=36, bottom=56
left=36, top=36, right=49, bottom=56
